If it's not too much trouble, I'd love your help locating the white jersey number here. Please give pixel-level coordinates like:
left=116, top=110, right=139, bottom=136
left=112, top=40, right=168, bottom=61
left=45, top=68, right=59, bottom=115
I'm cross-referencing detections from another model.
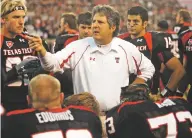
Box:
left=5, top=55, right=32, bottom=86
left=105, top=117, right=116, bottom=134
left=148, top=111, right=192, bottom=138
left=32, top=129, right=92, bottom=138
left=164, top=37, right=180, bottom=58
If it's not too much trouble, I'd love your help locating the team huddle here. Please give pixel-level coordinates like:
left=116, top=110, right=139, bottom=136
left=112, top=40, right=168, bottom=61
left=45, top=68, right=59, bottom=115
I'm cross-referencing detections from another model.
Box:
left=1, top=0, right=192, bottom=138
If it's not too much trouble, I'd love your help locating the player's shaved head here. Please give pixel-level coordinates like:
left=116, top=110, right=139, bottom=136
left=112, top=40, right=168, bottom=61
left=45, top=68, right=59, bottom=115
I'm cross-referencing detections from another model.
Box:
left=28, top=74, right=63, bottom=109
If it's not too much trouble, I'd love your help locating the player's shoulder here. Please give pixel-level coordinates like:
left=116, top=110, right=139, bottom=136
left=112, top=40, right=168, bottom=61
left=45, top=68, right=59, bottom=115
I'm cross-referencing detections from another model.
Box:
left=118, top=32, right=130, bottom=39
left=68, top=105, right=101, bottom=123
left=118, top=100, right=157, bottom=113
left=167, top=97, right=189, bottom=105
left=60, top=34, right=79, bottom=40
left=106, top=104, right=120, bottom=116
left=179, top=25, right=192, bottom=35
left=113, top=37, right=137, bottom=50
left=56, top=34, right=78, bottom=42
left=61, top=37, right=90, bottom=52
left=6, top=108, right=35, bottom=116
left=68, top=105, right=97, bottom=115
left=150, top=32, right=171, bottom=50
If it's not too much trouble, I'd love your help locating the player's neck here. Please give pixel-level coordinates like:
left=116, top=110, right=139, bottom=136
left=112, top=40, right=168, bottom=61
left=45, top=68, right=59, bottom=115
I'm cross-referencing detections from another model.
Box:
left=131, top=30, right=146, bottom=39
left=1, top=28, right=17, bottom=39
left=35, top=105, right=62, bottom=111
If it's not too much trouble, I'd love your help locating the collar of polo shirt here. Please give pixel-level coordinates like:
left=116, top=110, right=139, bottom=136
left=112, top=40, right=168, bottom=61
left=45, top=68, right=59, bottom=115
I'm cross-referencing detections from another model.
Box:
left=90, top=37, right=119, bottom=53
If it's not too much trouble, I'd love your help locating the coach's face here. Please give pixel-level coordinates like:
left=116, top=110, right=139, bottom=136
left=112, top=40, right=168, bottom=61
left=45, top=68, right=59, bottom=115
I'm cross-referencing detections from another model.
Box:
left=127, top=15, right=147, bottom=37
left=92, top=13, right=116, bottom=45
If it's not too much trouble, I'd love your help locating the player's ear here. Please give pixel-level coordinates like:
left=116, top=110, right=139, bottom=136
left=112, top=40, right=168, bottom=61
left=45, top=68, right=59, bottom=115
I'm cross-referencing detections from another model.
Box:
left=180, top=16, right=184, bottom=23
left=26, top=95, right=31, bottom=105
left=143, top=21, right=148, bottom=29
left=60, top=93, right=64, bottom=105
left=1, top=18, right=5, bottom=24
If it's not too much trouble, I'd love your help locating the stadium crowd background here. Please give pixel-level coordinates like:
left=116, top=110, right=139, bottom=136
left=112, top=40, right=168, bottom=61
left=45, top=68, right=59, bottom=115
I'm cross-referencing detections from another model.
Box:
left=25, top=0, right=190, bottom=42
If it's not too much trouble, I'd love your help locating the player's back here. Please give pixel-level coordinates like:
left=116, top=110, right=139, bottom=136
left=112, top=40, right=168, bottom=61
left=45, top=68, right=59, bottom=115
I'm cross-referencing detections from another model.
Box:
left=2, top=106, right=102, bottom=138
left=154, top=32, right=180, bottom=58
left=106, top=97, right=192, bottom=138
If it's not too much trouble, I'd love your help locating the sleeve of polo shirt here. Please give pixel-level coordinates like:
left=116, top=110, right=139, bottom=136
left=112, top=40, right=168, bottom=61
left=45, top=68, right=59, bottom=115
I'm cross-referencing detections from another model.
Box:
left=130, top=43, right=155, bottom=81
left=40, top=42, right=75, bottom=73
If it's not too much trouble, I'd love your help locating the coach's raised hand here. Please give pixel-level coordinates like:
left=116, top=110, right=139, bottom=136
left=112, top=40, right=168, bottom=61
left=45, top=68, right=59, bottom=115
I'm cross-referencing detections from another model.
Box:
left=27, top=35, right=47, bottom=57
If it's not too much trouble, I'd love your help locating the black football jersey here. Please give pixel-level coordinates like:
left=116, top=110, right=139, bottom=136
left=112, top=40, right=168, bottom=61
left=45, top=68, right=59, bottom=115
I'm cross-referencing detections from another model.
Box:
left=1, top=35, right=34, bottom=85
left=2, top=106, right=102, bottom=138
left=119, top=32, right=175, bottom=93
left=173, top=24, right=183, bottom=33
left=54, top=34, right=79, bottom=52
left=1, top=34, right=35, bottom=111
left=178, top=25, right=192, bottom=78
left=106, top=97, right=192, bottom=138
left=1, top=34, right=50, bottom=112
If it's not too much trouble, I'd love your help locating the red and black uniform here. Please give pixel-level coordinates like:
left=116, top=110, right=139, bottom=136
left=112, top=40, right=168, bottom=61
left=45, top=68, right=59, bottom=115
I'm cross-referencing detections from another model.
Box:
left=2, top=106, right=102, bottom=138
left=119, top=32, right=175, bottom=94
left=178, top=22, right=192, bottom=102
left=173, top=24, right=183, bottom=33
left=1, top=34, right=49, bottom=112
left=106, top=97, right=192, bottom=138
left=1, top=34, right=34, bottom=112
left=157, top=32, right=181, bottom=90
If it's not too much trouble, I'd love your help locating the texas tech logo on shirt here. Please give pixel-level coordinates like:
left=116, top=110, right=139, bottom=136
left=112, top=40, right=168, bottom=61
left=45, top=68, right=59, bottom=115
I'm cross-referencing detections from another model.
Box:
left=137, top=45, right=147, bottom=51
left=188, top=39, right=192, bottom=46
left=115, top=57, right=120, bottom=63
left=6, top=41, right=14, bottom=48
left=186, top=39, right=192, bottom=51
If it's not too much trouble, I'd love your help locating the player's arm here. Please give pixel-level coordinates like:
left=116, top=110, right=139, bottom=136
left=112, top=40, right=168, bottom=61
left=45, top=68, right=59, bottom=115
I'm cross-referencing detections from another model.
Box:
left=164, top=55, right=185, bottom=89
left=178, top=36, right=187, bottom=67
left=1, top=66, right=18, bottom=86
left=129, top=43, right=155, bottom=84
left=157, top=50, right=185, bottom=97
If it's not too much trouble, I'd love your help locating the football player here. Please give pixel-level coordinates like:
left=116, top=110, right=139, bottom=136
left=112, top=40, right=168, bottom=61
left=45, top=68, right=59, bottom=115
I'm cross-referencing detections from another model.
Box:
left=105, top=83, right=192, bottom=138
left=119, top=6, right=185, bottom=98
left=2, top=74, right=103, bottom=138
left=176, top=9, right=192, bottom=103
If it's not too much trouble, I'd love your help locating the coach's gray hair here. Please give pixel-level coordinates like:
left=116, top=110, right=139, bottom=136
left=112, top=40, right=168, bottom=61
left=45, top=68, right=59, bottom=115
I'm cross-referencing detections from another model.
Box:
left=92, top=5, right=120, bottom=37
